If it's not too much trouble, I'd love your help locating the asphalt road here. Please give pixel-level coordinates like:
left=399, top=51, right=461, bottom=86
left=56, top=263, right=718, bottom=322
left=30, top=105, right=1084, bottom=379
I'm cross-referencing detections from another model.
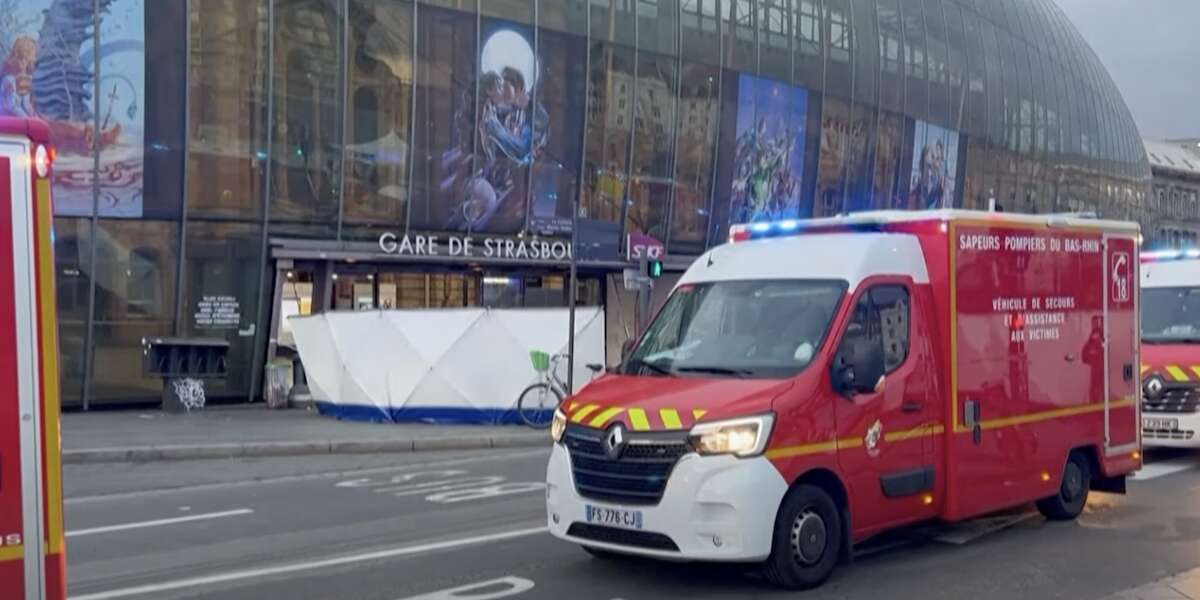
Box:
left=63, top=447, right=1200, bottom=600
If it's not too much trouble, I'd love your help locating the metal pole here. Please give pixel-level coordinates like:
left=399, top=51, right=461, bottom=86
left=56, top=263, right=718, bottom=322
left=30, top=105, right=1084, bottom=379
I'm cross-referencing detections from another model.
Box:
left=175, top=0, right=192, bottom=336
left=567, top=192, right=579, bottom=393
left=81, top=0, right=102, bottom=411
left=248, top=0, right=278, bottom=402
left=568, top=0, right=594, bottom=394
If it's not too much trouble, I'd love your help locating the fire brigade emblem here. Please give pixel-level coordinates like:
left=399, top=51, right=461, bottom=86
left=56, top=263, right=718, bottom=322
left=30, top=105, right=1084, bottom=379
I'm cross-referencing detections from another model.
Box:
left=865, top=420, right=883, bottom=457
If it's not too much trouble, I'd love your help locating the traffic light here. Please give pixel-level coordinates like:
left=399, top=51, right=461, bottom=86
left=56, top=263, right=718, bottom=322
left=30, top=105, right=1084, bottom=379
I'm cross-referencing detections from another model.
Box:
left=646, top=259, right=663, bottom=279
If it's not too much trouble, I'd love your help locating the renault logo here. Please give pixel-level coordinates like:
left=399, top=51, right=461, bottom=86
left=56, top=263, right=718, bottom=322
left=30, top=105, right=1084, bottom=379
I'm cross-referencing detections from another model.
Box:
left=1144, top=376, right=1165, bottom=399
left=604, top=424, right=626, bottom=459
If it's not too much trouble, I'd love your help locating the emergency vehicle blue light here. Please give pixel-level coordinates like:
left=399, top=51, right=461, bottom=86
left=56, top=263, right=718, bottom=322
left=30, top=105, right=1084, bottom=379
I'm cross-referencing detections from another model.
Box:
left=730, top=217, right=890, bottom=243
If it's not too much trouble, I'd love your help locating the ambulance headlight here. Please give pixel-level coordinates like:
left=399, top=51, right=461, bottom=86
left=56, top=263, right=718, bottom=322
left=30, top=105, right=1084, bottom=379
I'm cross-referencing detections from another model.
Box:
left=550, top=408, right=568, bottom=444
left=689, top=414, right=774, bottom=457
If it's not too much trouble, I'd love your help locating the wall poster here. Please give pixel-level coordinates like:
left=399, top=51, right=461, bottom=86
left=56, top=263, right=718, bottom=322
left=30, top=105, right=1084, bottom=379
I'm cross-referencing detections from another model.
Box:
left=907, top=120, right=960, bottom=210
left=729, top=73, right=809, bottom=224
left=0, top=0, right=145, bottom=217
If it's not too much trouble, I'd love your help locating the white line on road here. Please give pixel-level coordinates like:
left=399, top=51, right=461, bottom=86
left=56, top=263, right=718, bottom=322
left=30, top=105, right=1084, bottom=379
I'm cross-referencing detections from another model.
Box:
left=1133, top=459, right=1198, bottom=481
left=67, top=509, right=254, bottom=538
left=69, top=526, right=549, bottom=600
left=395, top=576, right=535, bottom=600
left=66, top=449, right=549, bottom=504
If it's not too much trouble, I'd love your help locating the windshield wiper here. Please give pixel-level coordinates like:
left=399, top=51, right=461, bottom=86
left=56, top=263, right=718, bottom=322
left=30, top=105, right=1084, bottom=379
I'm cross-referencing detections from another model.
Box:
left=1145, top=337, right=1200, bottom=344
left=626, top=358, right=673, bottom=376
left=675, top=366, right=752, bottom=378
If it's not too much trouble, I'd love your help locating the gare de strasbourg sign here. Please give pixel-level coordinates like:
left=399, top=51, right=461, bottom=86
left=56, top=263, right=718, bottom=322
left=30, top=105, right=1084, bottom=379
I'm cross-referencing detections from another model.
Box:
left=378, top=231, right=573, bottom=262
left=376, top=231, right=667, bottom=265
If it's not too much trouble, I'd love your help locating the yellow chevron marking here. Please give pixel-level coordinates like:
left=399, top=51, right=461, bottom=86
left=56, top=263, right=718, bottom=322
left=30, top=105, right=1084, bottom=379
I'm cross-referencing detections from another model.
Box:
left=660, top=409, right=683, bottom=429
left=1166, top=365, right=1190, bottom=382
left=589, top=407, right=625, bottom=428
left=570, top=404, right=599, bottom=423
left=693, top=409, right=707, bottom=421
left=628, top=408, right=651, bottom=431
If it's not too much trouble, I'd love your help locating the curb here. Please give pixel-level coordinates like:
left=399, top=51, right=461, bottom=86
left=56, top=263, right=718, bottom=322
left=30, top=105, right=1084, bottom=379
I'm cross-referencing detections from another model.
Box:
left=63, top=433, right=551, bottom=464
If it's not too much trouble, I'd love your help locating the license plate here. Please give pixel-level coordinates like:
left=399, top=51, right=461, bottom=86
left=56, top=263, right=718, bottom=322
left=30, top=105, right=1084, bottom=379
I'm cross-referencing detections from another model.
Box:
left=1143, top=417, right=1179, bottom=431
left=585, top=504, right=643, bottom=530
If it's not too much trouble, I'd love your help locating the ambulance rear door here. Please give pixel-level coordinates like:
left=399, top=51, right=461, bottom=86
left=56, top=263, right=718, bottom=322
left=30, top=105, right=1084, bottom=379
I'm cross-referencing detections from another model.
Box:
left=0, top=128, right=47, bottom=600
left=1103, top=234, right=1139, bottom=456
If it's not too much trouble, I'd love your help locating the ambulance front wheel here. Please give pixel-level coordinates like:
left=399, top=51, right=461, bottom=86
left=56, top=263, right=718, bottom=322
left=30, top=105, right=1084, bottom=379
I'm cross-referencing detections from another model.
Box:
left=1037, top=451, right=1091, bottom=521
left=762, top=484, right=842, bottom=589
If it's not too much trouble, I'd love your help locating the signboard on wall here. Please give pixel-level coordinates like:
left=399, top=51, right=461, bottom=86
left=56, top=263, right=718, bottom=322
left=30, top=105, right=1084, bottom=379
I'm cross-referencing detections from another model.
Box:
left=195, top=295, right=240, bottom=329
left=626, top=232, right=664, bottom=261
left=0, top=0, right=147, bottom=217
left=378, top=232, right=573, bottom=262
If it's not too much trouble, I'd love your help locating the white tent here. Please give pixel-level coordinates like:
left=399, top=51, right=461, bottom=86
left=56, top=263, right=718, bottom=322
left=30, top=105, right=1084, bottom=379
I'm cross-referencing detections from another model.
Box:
left=290, top=307, right=605, bottom=424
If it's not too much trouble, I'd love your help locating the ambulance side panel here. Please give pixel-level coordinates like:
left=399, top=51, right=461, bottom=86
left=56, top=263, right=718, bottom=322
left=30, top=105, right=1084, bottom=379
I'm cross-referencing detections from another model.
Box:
left=946, top=222, right=1118, bottom=521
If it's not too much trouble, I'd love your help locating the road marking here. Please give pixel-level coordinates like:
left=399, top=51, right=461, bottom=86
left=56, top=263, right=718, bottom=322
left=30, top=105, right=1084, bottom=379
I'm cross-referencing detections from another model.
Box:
left=65, top=449, right=549, bottom=504
left=70, top=526, right=549, bottom=600
left=1132, top=460, right=1198, bottom=481
left=395, top=576, right=534, bottom=600
left=337, top=470, right=545, bottom=504
left=67, top=509, right=254, bottom=538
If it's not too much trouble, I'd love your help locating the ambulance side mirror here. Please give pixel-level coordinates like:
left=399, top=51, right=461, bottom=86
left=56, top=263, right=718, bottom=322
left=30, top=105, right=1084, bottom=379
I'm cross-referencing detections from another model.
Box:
left=832, top=337, right=886, bottom=397
left=621, top=339, right=637, bottom=361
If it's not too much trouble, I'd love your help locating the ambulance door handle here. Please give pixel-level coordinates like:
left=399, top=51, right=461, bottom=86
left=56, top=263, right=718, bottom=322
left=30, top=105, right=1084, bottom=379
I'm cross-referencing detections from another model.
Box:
left=1064, top=353, right=1076, bottom=362
left=964, top=400, right=982, bottom=446
left=901, top=401, right=923, bottom=413
left=1123, top=364, right=1134, bottom=381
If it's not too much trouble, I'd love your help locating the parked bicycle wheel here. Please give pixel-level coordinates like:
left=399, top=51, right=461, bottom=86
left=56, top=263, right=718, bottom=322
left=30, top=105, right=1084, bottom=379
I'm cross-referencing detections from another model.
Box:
left=517, top=382, right=562, bottom=428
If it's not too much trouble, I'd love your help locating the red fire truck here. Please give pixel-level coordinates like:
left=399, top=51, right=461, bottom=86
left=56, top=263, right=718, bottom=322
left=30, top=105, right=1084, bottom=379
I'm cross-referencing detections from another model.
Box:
left=0, top=117, right=66, bottom=599
left=546, top=210, right=1142, bottom=588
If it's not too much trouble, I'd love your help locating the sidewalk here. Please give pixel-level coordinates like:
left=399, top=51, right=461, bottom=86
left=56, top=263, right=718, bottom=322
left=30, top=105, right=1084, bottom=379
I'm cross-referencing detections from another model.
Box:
left=63, top=405, right=550, bottom=464
left=1104, top=567, right=1200, bottom=600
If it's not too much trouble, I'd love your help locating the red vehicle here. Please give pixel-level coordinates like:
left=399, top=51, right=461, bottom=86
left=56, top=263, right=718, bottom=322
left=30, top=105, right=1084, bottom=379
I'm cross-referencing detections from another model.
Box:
left=545, top=210, right=1142, bottom=588
left=0, top=117, right=66, bottom=600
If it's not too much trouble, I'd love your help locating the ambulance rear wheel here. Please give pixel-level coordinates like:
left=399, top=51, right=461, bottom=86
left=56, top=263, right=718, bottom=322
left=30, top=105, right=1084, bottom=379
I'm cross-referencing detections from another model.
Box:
left=762, top=484, right=841, bottom=589
left=1037, top=452, right=1091, bottom=521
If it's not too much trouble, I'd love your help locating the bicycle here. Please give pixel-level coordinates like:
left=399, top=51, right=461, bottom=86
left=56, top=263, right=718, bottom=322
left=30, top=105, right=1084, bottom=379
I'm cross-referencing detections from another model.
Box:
left=517, top=350, right=603, bottom=428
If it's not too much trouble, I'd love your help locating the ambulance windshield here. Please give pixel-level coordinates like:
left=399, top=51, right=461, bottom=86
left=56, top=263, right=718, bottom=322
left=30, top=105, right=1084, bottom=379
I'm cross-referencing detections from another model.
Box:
left=1142, top=287, right=1200, bottom=343
left=624, top=280, right=846, bottom=379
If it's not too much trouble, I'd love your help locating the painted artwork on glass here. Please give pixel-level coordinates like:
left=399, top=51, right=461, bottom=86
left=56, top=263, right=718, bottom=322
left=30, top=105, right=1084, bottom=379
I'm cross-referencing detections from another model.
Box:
left=0, top=0, right=145, bottom=217
left=729, top=73, right=808, bottom=224
left=907, top=120, right=960, bottom=210
left=439, top=19, right=560, bottom=234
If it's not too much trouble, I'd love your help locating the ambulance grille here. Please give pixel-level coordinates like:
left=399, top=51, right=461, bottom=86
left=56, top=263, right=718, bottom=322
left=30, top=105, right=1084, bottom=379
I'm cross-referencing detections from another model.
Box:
left=564, top=424, right=690, bottom=506
left=1142, top=428, right=1196, bottom=441
left=1143, top=388, right=1200, bottom=414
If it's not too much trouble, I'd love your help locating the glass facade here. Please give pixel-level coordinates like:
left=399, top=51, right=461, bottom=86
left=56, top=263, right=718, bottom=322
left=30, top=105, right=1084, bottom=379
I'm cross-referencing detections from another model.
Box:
left=13, top=0, right=1155, bottom=407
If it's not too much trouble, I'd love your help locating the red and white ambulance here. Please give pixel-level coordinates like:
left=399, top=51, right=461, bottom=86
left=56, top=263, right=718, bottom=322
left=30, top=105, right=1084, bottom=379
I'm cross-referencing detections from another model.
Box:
left=546, top=210, right=1142, bottom=588
left=0, top=118, right=67, bottom=600
left=1139, top=249, right=1200, bottom=448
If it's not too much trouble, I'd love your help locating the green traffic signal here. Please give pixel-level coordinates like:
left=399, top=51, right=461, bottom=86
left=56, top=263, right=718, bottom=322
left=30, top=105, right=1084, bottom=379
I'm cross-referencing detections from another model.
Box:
left=647, top=260, right=663, bottom=279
